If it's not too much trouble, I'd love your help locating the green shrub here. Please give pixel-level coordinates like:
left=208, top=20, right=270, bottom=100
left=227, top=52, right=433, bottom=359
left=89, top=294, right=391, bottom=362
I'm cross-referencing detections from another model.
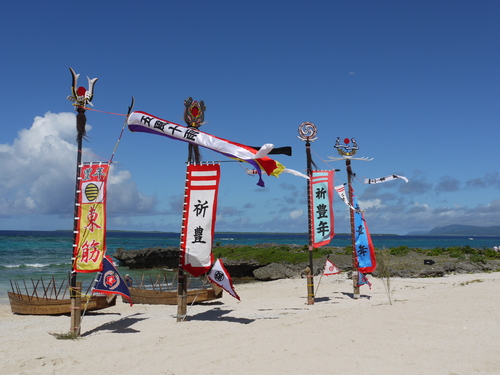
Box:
left=484, top=249, right=499, bottom=258
left=390, top=246, right=410, bottom=256
left=449, top=250, right=466, bottom=259
left=469, top=253, right=486, bottom=264
left=317, top=247, right=334, bottom=256
left=462, top=246, right=477, bottom=254
left=426, top=247, right=443, bottom=256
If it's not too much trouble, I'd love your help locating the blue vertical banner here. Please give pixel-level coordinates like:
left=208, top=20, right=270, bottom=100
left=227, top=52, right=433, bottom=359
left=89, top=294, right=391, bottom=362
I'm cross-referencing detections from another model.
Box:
left=353, top=195, right=377, bottom=273
left=310, top=171, right=335, bottom=247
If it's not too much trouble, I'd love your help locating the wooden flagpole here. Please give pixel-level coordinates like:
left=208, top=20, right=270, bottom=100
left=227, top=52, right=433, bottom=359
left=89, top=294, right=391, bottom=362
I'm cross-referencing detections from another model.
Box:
left=346, top=159, right=360, bottom=299
left=332, top=137, right=372, bottom=299
left=177, top=97, right=206, bottom=322
left=70, top=123, right=84, bottom=336
left=298, top=122, right=318, bottom=305
left=68, top=67, right=97, bottom=335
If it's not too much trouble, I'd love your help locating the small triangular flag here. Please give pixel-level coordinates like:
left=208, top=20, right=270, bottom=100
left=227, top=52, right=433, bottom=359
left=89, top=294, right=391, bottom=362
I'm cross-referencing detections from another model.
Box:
left=208, top=259, right=240, bottom=301
left=323, top=259, right=341, bottom=276
left=93, top=256, right=133, bottom=306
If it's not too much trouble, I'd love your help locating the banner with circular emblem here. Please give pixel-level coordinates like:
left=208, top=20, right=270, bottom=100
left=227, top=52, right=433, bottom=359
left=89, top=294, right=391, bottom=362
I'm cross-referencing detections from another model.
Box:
left=73, top=162, right=109, bottom=273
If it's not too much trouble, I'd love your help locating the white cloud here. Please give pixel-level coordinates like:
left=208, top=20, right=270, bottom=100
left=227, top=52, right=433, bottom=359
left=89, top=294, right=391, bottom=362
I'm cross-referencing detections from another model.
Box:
left=289, top=209, right=303, bottom=219
left=358, top=199, right=383, bottom=210
left=0, top=112, right=157, bottom=222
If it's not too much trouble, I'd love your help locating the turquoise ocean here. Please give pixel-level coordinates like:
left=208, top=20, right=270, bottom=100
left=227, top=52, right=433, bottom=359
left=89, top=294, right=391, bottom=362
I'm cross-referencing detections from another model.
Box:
left=2, top=230, right=499, bottom=304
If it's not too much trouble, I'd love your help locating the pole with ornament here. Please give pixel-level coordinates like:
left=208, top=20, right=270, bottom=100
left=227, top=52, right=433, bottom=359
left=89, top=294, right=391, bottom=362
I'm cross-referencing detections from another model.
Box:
left=329, top=137, right=372, bottom=299
left=66, top=67, right=98, bottom=336
left=297, top=122, right=318, bottom=305
left=177, top=97, right=206, bottom=321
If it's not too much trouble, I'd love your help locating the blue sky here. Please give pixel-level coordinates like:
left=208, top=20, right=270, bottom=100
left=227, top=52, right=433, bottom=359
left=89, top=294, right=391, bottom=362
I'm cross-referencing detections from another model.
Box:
left=1, top=1, right=499, bottom=235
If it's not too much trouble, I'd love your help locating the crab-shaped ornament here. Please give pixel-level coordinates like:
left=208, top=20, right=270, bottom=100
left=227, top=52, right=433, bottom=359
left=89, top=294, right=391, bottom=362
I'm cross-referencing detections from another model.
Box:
left=328, top=137, right=373, bottom=162
left=184, top=97, right=206, bottom=128
left=67, top=67, right=98, bottom=107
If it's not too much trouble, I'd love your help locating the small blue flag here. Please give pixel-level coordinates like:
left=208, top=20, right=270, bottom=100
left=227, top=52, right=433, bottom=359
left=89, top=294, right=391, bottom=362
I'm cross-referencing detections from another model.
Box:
left=93, top=256, right=133, bottom=305
left=358, top=271, right=372, bottom=289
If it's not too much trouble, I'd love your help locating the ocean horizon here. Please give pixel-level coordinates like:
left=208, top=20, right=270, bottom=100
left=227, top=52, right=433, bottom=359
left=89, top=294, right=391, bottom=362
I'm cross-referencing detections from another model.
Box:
left=2, top=230, right=499, bottom=304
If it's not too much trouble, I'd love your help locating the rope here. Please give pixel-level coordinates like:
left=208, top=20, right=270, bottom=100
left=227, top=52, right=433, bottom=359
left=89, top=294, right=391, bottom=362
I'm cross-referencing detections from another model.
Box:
left=74, top=105, right=127, bottom=117
left=182, top=276, right=209, bottom=321
left=110, top=115, right=128, bottom=164
left=68, top=287, right=93, bottom=298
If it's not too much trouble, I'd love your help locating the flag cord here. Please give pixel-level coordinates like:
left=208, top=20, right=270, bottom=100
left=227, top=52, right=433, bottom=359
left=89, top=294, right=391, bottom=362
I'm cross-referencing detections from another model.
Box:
left=75, top=105, right=128, bottom=117
left=314, top=274, right=323, bottom=298
left=182, top=280, right=208, bottom=321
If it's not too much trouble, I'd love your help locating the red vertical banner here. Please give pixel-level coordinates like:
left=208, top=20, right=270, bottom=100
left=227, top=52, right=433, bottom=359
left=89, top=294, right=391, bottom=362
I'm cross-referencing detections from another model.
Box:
left=310, top=170, right=335, bottom=248
left=73, top=162, right=109, bottom=273
left=180, top=163, right=221, bottom=277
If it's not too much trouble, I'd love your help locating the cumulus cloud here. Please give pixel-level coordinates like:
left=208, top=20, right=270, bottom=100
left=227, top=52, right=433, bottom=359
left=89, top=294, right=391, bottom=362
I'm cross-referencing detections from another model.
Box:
left=0, top=112, right=157, bottom=220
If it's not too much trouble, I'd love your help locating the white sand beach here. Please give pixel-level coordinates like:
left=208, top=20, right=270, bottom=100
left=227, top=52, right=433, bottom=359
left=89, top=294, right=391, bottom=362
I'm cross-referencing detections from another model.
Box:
left=1, top=272, right=499, bottom=375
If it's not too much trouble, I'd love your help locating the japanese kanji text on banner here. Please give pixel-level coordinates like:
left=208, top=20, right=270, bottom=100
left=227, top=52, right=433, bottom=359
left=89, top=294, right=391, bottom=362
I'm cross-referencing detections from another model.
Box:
left=180, top=163, right=221, bottom=277
left=310, top=171, right=335, bottom=247
left=73, top=162, right=109, bottom=273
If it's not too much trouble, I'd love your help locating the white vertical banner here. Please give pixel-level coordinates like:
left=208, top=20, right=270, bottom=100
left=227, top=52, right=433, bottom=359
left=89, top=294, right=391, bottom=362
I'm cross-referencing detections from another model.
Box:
left=180, top=163, right=221, bottom=277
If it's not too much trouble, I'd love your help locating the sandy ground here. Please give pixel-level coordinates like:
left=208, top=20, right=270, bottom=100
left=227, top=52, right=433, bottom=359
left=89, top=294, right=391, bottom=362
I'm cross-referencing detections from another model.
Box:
left=1, top=272, right=499, bottom=375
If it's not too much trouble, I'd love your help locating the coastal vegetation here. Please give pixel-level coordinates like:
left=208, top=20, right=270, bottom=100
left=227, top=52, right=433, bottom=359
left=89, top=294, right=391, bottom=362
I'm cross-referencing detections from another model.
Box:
left=212, top=243, right=500, bottom=265
left=114, top=243, right=500, bottom=280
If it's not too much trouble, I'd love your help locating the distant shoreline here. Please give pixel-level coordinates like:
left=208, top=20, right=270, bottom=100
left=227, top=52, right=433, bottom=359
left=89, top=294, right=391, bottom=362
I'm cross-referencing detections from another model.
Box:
left=2, top=229, right=500, bottom=237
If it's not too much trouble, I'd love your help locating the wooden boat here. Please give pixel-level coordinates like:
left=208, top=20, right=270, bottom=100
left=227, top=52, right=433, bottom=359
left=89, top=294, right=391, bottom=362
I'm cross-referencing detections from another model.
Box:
left=8, top=291, right=116, bottom=315
left=125, top=286, right=222, bottom=305
left=8, top=277, right=117, bottom=315
left=121, top=273, right=222, bottom=305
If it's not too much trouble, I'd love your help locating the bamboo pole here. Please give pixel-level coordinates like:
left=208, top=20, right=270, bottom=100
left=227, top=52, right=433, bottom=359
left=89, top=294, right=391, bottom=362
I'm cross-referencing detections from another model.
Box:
left=177, top=97, right=205, bottom=322
left=70, top=112, right=84, bottom=334
left=305, top=138, right=315, bottom=305
left=298, top=122, right=318, bottom=305
left=346, top=159, right=360, bottom=299
left=70, top=281, right=82, bottom=337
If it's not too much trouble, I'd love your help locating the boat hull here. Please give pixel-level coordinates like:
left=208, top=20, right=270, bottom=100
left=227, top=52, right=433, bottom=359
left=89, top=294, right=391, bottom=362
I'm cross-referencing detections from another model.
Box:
left=8, top=292, right=116, bottom=315
left=126, top=287, right=222, bottom=305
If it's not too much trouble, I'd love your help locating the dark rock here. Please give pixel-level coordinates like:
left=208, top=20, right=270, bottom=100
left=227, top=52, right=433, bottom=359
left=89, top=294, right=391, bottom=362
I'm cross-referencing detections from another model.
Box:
left=253, top=262, right=306, bottom=281
left=113, top=247, right=179, bottom=269
left=455, top=262, right=482, bottom=273
left=221, top=259, right=262, bottom=278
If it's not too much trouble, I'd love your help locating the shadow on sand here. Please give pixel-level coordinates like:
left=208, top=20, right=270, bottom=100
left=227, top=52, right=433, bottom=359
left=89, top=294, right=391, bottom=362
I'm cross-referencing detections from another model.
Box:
left=187, top=307, right=254, bottom=324
left=340, top=292, right=371, bottom=300
left=82, top=313, right=147, bottom=336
